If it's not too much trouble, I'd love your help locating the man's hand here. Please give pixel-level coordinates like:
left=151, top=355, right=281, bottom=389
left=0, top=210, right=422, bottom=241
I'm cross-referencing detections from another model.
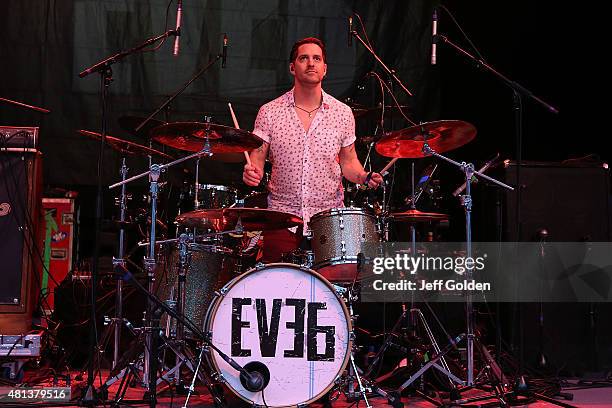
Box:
left=364, top=171, right=383, bottom=189
left=243, top=163, right=263, bottom=186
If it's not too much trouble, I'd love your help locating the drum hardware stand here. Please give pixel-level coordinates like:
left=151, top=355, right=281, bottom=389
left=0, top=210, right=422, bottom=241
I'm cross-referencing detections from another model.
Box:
left=435, top=28, right=558, bottom=386
left=110, top=162, right=265, bottom=408
left=77, top=27, right=180, bottom=406
left=420, top=143, right=538, bottom=407
left=92, top=156, right=129, bottom=372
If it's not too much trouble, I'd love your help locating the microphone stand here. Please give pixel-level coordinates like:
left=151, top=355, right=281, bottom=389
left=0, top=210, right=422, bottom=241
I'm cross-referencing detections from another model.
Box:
left=134, top=55, right=223, bottom=134
left=77, top=28, right=178, bottom=406
left=349, top=30, right=414, bottom=97
left=435, top=31, right=559, bottom=379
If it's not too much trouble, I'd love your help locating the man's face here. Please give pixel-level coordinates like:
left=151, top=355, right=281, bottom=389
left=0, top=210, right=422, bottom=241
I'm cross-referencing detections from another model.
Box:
left=289, top=43, right=327, bottom=85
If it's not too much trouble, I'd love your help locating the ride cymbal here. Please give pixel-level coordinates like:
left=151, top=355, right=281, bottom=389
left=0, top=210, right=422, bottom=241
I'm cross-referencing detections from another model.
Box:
left=375, top=120, right=476, bottom=158
left=151, top=122, right=263, bottom=154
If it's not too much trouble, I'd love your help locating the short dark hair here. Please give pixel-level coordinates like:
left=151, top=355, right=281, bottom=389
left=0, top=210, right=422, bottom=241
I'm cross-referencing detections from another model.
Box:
left=289, top=37, right=327, bottom=63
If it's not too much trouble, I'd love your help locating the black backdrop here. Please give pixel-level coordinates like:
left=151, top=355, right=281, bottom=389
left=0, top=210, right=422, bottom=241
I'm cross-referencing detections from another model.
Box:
left=2, top=0, right=596, bottom=186
left=2, top=0, right=609, bottom=374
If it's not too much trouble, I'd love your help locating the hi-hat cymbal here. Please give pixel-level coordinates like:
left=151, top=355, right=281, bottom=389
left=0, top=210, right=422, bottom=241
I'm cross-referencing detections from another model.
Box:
left=118, top=116, right=166, bottom=139
left=390, top=209, right=448, bottom=223
left=151, top=122, right=263, bottom=153
left=77, top=130, right=174, bottom=160
left=375, top=120, right=477, bottom=158
left=176, top=207, right=303, bottom=231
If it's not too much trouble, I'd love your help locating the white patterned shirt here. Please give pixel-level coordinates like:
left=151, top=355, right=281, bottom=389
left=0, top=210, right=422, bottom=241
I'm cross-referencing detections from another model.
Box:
left=252, top=88, right=356, bottom=231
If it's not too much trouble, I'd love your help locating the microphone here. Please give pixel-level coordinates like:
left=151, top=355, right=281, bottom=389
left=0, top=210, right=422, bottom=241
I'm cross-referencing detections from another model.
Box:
left=348, top=16, right=353, bottom=47
left=239, top=361, right=270, bottom=393
left=222, top=34, right=228, bottom=68
left=173, top=0, right=183, bottom=56
left=431, top=8, right=438, bottom=65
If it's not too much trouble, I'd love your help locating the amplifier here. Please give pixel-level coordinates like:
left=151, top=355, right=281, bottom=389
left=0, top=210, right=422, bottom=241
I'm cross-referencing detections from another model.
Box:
left=479, top=160, right=611, bottom=242
left=0, top=126, right=39, bottom=151
left=0, top=330, right=44, bottom=358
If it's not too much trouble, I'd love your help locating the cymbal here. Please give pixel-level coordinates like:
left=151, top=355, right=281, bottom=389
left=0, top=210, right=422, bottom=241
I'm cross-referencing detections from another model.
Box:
left=77, top=130, right=174, bottom=160
left=175, top=207, right=302, bottom=231
left=118, top=116, right=166, bottom=139
left=390, top=209, right=448, bottom=223
left=375, top=120, right=477, bottom=158
left=151, top=122, right=263, bottom=153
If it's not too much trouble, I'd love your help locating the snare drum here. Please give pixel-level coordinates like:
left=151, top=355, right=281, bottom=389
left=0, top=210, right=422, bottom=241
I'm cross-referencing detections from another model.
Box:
left=204, top=264, right=351, bottom=407
left=309, top=207, right=380, bottom=282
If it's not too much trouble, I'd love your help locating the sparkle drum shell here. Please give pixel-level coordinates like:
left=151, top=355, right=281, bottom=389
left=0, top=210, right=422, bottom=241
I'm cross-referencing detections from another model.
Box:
left=309, top=207, right=380, bottom=282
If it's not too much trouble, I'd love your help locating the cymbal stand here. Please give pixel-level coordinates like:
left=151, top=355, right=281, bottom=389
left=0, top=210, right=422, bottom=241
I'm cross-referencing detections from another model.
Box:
left=418, top=143, right=529, bottom=407
left=111, top=157, right=129, bottom=369
left=422, top=143, right=513, bottom=386
left=91, top=157, right=130, bottom=373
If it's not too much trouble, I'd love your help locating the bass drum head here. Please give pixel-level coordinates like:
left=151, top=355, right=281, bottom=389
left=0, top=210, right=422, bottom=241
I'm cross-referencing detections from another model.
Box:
left=205, top=263, right=351, bottom=407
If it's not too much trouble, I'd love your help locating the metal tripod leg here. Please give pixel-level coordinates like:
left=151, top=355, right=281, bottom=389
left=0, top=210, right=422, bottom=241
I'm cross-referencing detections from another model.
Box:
left=397, top=333, right=466, bottom=393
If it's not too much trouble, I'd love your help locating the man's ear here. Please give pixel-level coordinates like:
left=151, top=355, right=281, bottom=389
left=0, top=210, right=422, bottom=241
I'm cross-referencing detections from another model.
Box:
left=289, top=63, right=295, bottom=74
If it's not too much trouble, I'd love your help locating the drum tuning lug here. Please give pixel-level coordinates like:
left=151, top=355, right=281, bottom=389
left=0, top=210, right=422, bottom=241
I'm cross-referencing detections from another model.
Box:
left=213, top=372, right=226, bottom=383
left=255, top=262, right=266, bottom=270
left=217, top=287, right=228, bottom=296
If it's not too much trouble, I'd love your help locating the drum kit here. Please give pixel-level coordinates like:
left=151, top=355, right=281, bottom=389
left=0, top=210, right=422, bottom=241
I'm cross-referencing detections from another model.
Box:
left=78, top=108, right=506, bottom=407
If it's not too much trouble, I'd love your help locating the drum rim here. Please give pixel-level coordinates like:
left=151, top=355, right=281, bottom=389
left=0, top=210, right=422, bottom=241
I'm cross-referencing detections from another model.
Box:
left=196, top=184, right=238, bottom=193
left=310, top=206, right=376, bottom=220
left=204, top=262, right=353, bottom=408
left=188, top=243, right=235, bottom=255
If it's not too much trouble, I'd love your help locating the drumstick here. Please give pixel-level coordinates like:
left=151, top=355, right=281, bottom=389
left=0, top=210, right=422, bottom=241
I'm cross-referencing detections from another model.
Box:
left=379, top=158, right=399, bottom=175
left=228, top=102, right=252, bottom=166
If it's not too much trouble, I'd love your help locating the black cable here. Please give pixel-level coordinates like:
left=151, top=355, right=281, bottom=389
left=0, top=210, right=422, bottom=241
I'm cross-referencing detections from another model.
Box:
left=261, top=387, right=269, bottom=408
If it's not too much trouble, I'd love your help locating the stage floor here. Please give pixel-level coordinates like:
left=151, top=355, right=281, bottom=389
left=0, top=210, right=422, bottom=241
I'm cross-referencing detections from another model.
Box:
left=14, top=370, right=610, bottom=408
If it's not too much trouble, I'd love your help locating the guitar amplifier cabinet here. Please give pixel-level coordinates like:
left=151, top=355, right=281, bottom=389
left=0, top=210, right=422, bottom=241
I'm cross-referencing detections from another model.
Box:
left=480, top=160, right=611, bottom=242
left=0, top=150, right=43, bottom=334
left=0, top=126, right=39, bottom=151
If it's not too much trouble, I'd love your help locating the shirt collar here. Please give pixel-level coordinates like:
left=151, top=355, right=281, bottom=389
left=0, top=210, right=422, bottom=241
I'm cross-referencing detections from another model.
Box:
left=285, top=88, right=331, bottom=111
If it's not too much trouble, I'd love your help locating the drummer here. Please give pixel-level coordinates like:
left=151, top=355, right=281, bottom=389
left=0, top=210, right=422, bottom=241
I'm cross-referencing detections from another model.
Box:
left=243, top=37, right=383, bottom=262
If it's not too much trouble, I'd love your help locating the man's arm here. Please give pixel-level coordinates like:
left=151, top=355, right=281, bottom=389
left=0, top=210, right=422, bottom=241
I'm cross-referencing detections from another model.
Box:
left=339, top=143, right=383, bottom=188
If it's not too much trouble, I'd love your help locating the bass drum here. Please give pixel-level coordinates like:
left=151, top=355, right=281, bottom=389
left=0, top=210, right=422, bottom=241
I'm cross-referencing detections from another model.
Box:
left=204, top=263, right=351, bottom=407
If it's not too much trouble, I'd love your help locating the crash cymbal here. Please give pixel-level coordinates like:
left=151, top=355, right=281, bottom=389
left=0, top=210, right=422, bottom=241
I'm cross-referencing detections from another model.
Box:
left=151, top=122, right=263, bottom=153
left=118, top=116, right=166, bottom=139
left=375, top=120, right=477, bottom=158
left=390, top=209, right=448, bottom=223
left=77, top=130, right=174, bottom=160
left=175, top=207, right=302, bottom=231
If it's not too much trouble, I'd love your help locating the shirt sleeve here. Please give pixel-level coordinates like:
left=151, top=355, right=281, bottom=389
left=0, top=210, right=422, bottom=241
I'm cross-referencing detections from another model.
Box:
left=252, top=104, right=271, bottom=144
left=340, top=105, right=356, bottom=148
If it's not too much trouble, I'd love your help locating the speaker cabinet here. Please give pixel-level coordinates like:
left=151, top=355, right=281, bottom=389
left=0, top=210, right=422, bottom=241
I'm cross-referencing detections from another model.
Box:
left=480, top=161, right=611, bottom=242
left=0, top=151, right=43, bottom=334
